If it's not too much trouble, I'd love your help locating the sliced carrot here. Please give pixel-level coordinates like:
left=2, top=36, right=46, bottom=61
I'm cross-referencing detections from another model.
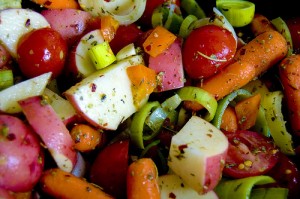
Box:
left=40, top=168, right=114, bottom=199
left=235, top=94, right=261, bottom=130
left=250, top=14, right=276, bottom=36
left=127, top=64, right=157, bottom=108
left=70, top=124, right=103, bottom=152
left=31, top=0, right=79, bottom=9
left=142, top=26, right=177, bottom=57
left=184, top=30, right=288, bottom=111
left=279, top=54, right=300, bottom=137
left=220, top=106, right=238, bottom=133
left=127, top=158, right=160, bottom=199
left=100, top=15, right=119, bottom=42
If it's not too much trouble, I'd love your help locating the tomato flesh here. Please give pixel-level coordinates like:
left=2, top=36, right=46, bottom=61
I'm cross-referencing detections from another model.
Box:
left=182, top=25, right=236, bottom=79
left=223, top=130, right=279, bottom=178
left=17, top=27, right=67, bottom=79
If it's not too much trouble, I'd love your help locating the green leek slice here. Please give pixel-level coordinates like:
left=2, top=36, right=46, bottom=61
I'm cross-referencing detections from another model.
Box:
left=178, top=14, right=198, bottom=38
left=88, top=41, right=116, bottom=70
left=180, top=0, right=206, bottom=19
left=251, top=188, right=289, bottom=199
left=0, top=70, right=13, bottom=90
left=216, top=0, right=255, bottom=27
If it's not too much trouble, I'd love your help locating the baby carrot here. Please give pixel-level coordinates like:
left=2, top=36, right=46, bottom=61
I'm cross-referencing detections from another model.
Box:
left=31, top=0, right=79, bottom=9
left=40, top=168, right=114, bottom=199
left=279, top=54, right=300, bottom=137
left=185, top=30, right=288, bottom=111
left=220, top=106, right=238, bottom=133
left=70, top=124, right=103, bottom=152
left=127, top=158, right=160, bottom=199
left=250, top=14, right=276, bottom=36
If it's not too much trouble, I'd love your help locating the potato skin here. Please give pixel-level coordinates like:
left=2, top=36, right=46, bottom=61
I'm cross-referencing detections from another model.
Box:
left=0, top=114, right=44, bottom=192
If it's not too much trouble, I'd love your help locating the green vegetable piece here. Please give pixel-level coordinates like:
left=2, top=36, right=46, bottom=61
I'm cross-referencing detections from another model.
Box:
left=181, top=0, right=206, bottom=19
left=179, top=14, right=198, bottom=38
left=130, top=101, right=160, bottom=149
left=0, top=70, right=13, bottom=91
left=263, top=91, right=295, bottom=155
left=88, top=41, right=116, bottom=70
left=216, top=0, right=255, bottom=27
left=0, top=0, right=21, bottom=9
left=215, top=176, right=276, bottom=199
left=251, top=187, right=289, bottom=199
left=271, top=17, right=293, bottom=56
left=177, top=86, right=218, bottom=121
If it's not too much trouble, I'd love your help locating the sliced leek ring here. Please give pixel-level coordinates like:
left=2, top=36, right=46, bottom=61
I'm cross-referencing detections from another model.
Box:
left=216, top=0, right=255, bottom=27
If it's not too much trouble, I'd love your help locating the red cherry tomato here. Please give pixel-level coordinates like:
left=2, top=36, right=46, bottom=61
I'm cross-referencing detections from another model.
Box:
left=17, top=27, right=68, bottom=79
left=286, top=17, right=300, bottom=54
left=223, top=130, right=279, bottom=178
left=182, top=25, right=236, bottom=79
left=109, top=23, right=143, bottom=54
left=89, top=139, right=129, bottom=198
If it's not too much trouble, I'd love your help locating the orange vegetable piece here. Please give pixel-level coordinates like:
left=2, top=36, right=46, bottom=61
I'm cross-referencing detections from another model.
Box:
left=127, top=64, right=157, bottom=108
left=40, top=168, right=114, bottom=199
left=100, top=15, right=119, bottom=42
left=220, top=106, right=238, bottom=132
left=143, top=26, right=177, bottom=57
left=31, top=0, right=79, bottom=9
left=235, top=94, right=261, bottom=130
left=70, top=124, right=103, bottom=152
left=127, top=158, right=160, bottom=199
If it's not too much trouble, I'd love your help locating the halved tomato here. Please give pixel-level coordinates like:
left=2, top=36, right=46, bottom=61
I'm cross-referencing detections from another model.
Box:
left=223, top=130, right=279, bottom=178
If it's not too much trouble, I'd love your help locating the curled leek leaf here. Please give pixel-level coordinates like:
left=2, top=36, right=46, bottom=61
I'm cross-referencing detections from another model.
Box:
left=178, top=14, right=198, bottom=38
left=216, top=0, right=255, bottom=27
left=215, top=176, right=275, bottom=199
left=180, top=0, right=206, bottom=19
left=177, top=86, right=217, bottom=121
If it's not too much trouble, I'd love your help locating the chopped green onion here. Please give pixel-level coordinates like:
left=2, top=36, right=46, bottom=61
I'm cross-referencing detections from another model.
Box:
left=180, top=0, right=206, bottom=19
left=216, top=0, right=255, bottom=27
left=263, top=91, right=295, bottom=155
left=177, top=86, right=217, bottom=121
left=271, top=17, right=293, bottom=56
left=0, top=70, right=13, bottom=90
left=215, top=176, right=276, bottom=199
left=130, top=101, right=160, bottom=149
left=251, top=188, right=289, bottom=199
left=88, top=41, right=116, bottom=70
left=178, top=14, right=198, bottom=38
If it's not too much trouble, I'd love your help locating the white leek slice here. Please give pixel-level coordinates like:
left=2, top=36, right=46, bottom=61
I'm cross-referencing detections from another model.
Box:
left=78, top=0, right=146, bottom=25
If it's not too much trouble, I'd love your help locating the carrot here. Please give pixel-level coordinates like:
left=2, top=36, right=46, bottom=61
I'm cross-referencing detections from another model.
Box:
left=184, top=30, right=288, bottom=111
left=40, top=168, right=114, bottom=199
left=220, top=106, right=238, bottom=132
left=100, top=15, right=119, bottom=42
left=31, top=0, right=79, bottom=9
left=127, top=64, right=157, bottom=108
left=279, top=54, right=300, bottom=137
left=127, top=158, right=160, bottom=199
left=234, top=94, right=261, bottom=130
left=250, top=14, right=276, bottom=36
left=143, top=26, right=177, bottom=57
left=70, top=124, right=103, bottom=152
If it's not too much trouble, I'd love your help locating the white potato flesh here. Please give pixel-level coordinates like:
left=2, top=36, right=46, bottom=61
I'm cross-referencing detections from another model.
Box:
left=64, top=55, right=145, bottom=130
left=0, top=8, right=50, bottom=58
left=0, top=72, right=52, bottom=114
left=159, top=174, right=219, bottom=199
left=168, top=116, right=228, bottom=194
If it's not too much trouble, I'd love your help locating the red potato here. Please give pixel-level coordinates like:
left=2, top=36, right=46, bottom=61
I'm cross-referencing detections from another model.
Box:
left=90, top=139, right=129, bottom=198
left=0, top=188, right=14, bottom=199
left=41, top=8, right=101, bottom=47
left=148, top=38, right=185, bottom=92
left=0, top=115, right=44, bottom=192
left=0, top=43, right=12, bottom=69
left=18, top=96, right=77, bottom=173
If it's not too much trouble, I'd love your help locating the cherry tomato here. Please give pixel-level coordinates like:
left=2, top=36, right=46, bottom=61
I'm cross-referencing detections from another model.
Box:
left=109, top=23, right=143, bottom=54
left=286, top=17, right=300, bottom=54
left=17, top=27, right=68, bottom=79
left=182, top=25, right=236, bottom=79
left=138, top=0, right=180, bottom=28
left=223, top=130, right=279, bottom=178
left=89, top=139, right=129, bottom=198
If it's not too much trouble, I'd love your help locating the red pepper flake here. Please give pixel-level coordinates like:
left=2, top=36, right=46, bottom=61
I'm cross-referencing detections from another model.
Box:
left=104, top=0, right=111, bottom=2
left=44, top=1, right=52, bottom=6
left=25, top=19, right=31, bottom=27
left=169, top=192, right=176, bottom=199
left=145, top=44, right=152, bottom=52
left=178, top=144, right=188, bottom=153
left=90, top=83, right=97, bottom=92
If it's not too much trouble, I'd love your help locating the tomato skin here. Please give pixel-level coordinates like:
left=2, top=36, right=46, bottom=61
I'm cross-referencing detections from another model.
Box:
left=17, top=27, right=68, bottom=79
left=286, top=17, right=300, bottom=54
left=223, top=130, right=279, bottom=179
left=182, top=25, right=236, bottom=79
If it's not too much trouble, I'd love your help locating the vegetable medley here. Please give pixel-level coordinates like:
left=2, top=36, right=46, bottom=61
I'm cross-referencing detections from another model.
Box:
left=1, top=0, right=300, bottom=198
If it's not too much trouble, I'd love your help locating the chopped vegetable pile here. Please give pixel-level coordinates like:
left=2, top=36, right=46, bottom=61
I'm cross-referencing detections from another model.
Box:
left=0, top=0, right=300, bottom=199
